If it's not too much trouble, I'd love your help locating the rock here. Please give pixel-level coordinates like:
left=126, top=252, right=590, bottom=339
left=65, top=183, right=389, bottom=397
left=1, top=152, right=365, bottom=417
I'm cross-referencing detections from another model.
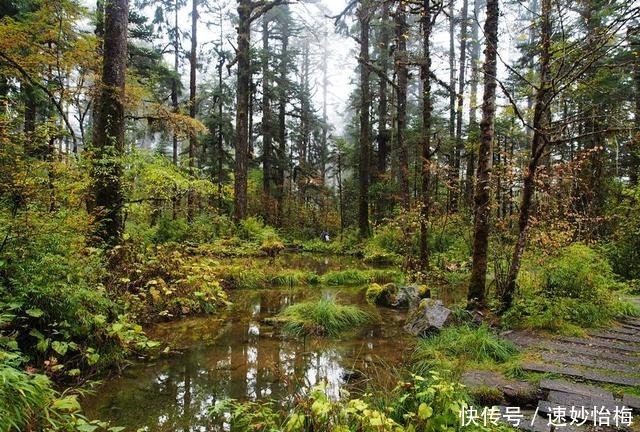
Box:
left=395, top=285, right=426, bottom=308
left=341, top=369, right=365, bottom=382
left=404, top=299, right=453, bottom=337
left=463, top=371, right=540, bottom=407
left=366, top=283, right=430, bottom=309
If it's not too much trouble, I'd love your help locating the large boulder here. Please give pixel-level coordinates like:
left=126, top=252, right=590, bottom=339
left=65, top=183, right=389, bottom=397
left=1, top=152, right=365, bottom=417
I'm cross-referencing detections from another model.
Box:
left=404, top=298, right=453, bottom=337
left=366, top=283, right=430, bottom=308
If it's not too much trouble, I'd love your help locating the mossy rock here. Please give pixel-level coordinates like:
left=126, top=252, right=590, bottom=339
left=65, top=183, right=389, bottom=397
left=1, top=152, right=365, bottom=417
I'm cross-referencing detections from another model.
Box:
left=366, top=283, right=430, bottom=308
left=366, top=283, right=396, bottom=306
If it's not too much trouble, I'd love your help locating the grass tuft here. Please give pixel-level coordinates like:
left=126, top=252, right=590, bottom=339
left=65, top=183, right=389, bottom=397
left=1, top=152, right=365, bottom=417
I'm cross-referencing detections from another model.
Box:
left=277, top=298, right=371, bottom=337
left=321, top=269, right=404, bottom=286
left=269, top=270, right=319, bottom=286
left=412, top=325, right=518, bottom=375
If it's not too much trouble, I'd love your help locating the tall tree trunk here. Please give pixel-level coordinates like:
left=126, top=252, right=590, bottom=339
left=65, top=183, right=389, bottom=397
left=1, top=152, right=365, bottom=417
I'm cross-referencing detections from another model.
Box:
left=525, top=0, right=539, bottom=141
left=91, top=0, right=128, bottom=245
left=419, top=0, right=433, bottom=270
left=187, top=0, right=198, bottom=223
left=171, top=0, right=180, bottom=220
left=234, top=0, right=251, bottom=220
left=465, top=0, right=482, bottom=206
left=172, top=0, right=179, bottom=165
left=87, top=0, right=104, bottom=215
left=455, top=0, right=468, bottom=205
left=300, top=39, right=310, bottom=168
left=275, top=8, right=289, bottom=225
left=320, top=28, right=329, bottom=183
left=375, top=1, right=390, bottom=220
left=262, top=15, right=273, bottom=197
left=395, top=0, right=410, bottom=210
left=358, top=0, right=371, bottom=238
left=216, top=56, right=225, bottom=209
left=468, top=0, right=498, bottom=308
left=500, top=0, right=552, bottom=310
left=632, top=25, right=640, bottom=186
left=377, top=1, right=390, bottom=176
left=447, top=0, right=458, bottom=213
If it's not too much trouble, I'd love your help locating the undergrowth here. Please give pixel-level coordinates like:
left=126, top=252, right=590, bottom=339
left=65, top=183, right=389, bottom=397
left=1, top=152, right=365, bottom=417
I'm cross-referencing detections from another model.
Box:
left=502, top=244, right=639, bottom=333
left=209, top=372, right=515, bottom=432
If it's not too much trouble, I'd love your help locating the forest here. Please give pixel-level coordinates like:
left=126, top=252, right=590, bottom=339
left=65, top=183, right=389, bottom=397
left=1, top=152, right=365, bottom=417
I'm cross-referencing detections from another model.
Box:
left=1, top=0, right=640, bottom=429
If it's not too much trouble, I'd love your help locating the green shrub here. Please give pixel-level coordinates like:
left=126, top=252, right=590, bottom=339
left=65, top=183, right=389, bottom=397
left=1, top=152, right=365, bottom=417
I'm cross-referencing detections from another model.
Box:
left=0, top=359, right=120, bottom=431
left=275, top=298, right=371, bottom=337
left=543, top=243, right=619, bottom=300
left=603, top=185, right=640, bottom=280
left=0, top=214, right=154, bottom=374
left=503, top=244, right=632, bottom=332
left=109, top=245, right=228, bottom=322
left=238, top=216, right=280, bottom=243
left=153, top=216, right=190, bottom=243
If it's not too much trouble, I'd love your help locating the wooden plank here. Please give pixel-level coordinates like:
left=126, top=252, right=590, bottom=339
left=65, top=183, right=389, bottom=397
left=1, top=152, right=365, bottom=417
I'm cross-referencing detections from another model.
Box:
left=618, top=323, right=640, bottom=332
left=587, top=331, right=640, bottom=343
left=623, top=318, right=640, bottom=327
left=498, top=407, right=550, bottom=432
left=557, top=336, right=640, bottom=353
left=537, top=401, right=594, bottom=422
left=539, top=379, right=613, bottom=400
left=607, top=326, right=639, bottom=335
left=521, top=362, right=640, bottom=386
left=547, top=391, right=621, bottom=413
left=539, top=351, right=639, bottom=375
left=519, top=414, right=551, bottom=432
left=536, top=340, right=639, bottom=363
left=622, top=394, right=640, bottom=411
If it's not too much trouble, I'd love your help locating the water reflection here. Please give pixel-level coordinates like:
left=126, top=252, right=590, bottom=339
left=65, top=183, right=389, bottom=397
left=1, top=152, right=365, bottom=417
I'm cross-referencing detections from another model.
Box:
left=83, top=286, right=411, bottom=431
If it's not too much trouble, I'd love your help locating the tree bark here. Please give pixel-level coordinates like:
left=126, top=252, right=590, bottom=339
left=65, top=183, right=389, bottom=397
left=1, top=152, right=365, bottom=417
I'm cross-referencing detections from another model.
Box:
left=358, top=0, right=371, bottom=238
left=447, top=0, right=458, bottom=213
left=455, top=0, right=468, bottom=205
left=468, top=0, right=498, bottom=308
left=465, top=0, right=482, bottom=206
left=172, top=0, right=180, bottom=166
left=501, top=0, right=552, bottom=311
left=262, top=15, right=273, bottom=196
left=275, top=7, right=289, bottom=225
left=320, top=29, right=329, bottom=183
left=233, top=0, right=251, bottom=220
left=395, top=0, right=410, bottom=210
left=91, top=0, right=128, bottom=245
left=187, top=0, right=198, bottom=223
left=632, top=25, right=640, bottom=186
left=419, top=0, right=433, bottom=270
left=377, top=0, right=390, bottom=176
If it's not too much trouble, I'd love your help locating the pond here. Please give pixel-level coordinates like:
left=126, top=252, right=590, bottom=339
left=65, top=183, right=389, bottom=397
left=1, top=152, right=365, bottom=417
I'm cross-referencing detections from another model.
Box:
left=81, top=254, right=466, bottom=431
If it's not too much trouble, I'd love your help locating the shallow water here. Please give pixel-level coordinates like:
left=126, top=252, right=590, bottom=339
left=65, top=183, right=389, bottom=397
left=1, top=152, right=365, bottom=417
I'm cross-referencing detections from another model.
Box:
left=82, top=254, right=468, bottom=431
left=83, top=265, right=417, bottom=431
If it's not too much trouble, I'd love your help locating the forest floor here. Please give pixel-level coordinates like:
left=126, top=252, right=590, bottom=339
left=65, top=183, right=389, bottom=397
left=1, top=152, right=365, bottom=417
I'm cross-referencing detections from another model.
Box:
left=463, top=298, right=640, bottom=432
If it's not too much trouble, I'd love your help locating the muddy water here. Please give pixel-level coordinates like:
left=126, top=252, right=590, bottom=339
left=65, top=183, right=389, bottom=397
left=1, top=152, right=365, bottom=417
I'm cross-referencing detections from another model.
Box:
left=83, top=255, right=419, bottom=431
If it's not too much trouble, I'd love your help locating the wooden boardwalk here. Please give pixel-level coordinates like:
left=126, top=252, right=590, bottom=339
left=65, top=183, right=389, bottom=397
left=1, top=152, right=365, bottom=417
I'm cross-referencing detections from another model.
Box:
left=471, top=306, right=640, bottom=431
